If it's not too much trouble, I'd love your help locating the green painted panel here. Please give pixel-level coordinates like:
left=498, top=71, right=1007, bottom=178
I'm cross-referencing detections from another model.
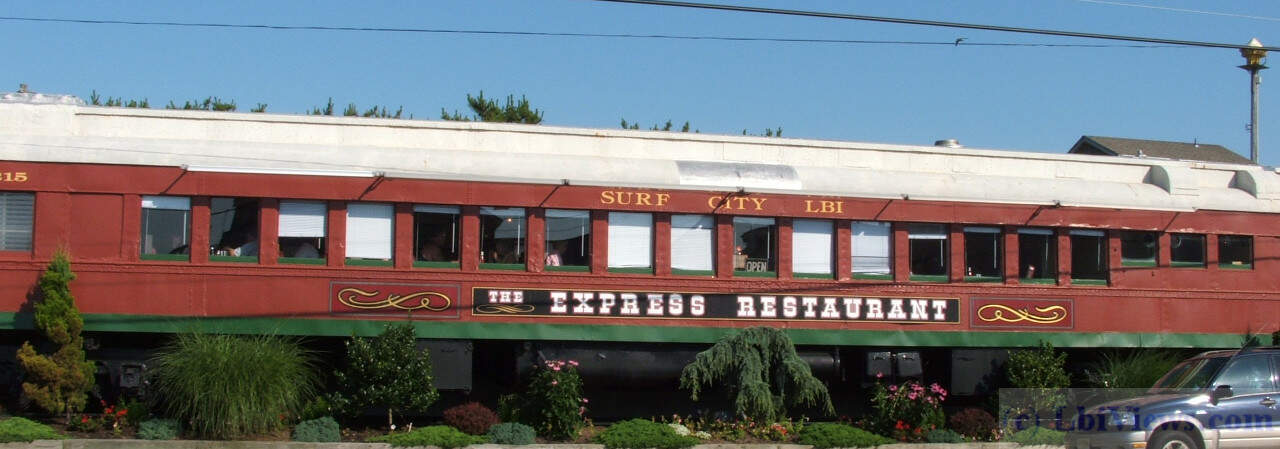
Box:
left=0, top=312, right=1253, bottom=349
left=209, top=255, right=258, bottom=264
left=140, top=254, right=189, bottom=262
left=413, top=261, right=460, bottom=269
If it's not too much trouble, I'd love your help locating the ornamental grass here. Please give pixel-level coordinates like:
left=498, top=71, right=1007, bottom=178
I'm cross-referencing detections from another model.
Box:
left=149, top=332, right=317, bottom=439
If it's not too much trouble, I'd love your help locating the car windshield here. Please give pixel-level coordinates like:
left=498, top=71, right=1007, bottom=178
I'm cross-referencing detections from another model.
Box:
left=1149, top=356, right=1229, bottom=392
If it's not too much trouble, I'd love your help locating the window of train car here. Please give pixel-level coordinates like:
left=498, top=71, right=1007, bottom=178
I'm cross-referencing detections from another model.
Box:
left=346, top=203, right=394, bottom=266
left=852, top=221, right=891, bottom=280
left=963, top=226, right=1002, bottom=283
left=140, top=196, right=191, bottom=261
left=733, top=217, right=776, bottom=277
left=413, top=205, right=460, bottom=268
left=1018, top=228, right=1057, bottom=284
left=479, top=207, right=526, bottom=270
left=907, top=223, right=948, bottom=282
left=209, top=198, right=259, bottom=263
left=608, top=212, right=653, bottom=274
left=792, top=219, right=833, bottom=279
left=671, top=214, right=714, bottom=276
left=1120, top=231, right=1158, bottom=267
left=1218, top=235, right=1253, bottom=269
left=278, top=200, right=327, bottom=264
left=1170, top=233, right=1206, bottom=268
left=545, top=209, right=590, bottom=272
left=1069, top=229, right=1108, bottom=285
left=0, top=192, right=34, bottom=252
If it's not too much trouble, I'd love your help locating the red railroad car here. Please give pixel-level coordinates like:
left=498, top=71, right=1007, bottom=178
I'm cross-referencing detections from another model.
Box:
left=1, top=93, right=1278, bottom=412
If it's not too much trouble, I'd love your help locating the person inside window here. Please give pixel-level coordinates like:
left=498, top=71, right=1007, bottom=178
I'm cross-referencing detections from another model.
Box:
left=418, top=228, right=452, bottom=262
left=546, top=240, right=566, bottom=266
left=235, top=230, right=258, bottom=257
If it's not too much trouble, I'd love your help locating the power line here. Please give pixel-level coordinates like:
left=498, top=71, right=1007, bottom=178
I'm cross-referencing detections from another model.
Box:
left=1073, top=0, right=1280, bottom=23
left=591, top=0, right=1280, bottom=51
left=0, top=15, right=1181, bottom=48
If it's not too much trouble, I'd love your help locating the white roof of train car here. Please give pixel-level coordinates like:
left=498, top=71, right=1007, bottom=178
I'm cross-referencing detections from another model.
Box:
left=2, top=100, right=1279, bottom=214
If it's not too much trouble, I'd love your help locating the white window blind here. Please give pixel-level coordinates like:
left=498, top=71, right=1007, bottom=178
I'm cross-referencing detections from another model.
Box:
left=1069, top=229, right=1105, bottom=237
left=852, top=221, right=890, bottom=274
left=279, top=201, right=327, bottom=237
left=141, top=196, right=190, bottom=210
left=0, top=193, right=34, bottom=251
left=413, top=205, right=459, bottom=215
left=671, top=214, right=713, bottom=271
left=608, top=212, right=652, bottom=268
left=792, top=219, right=832, bottom=274
left=347, top=203, right=394, bottom=259
left=908, top=223, right=947, bottom=239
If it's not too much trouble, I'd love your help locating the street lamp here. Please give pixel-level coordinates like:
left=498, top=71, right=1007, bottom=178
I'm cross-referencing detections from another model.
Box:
left=1240, top=38, right=1268, bottom=164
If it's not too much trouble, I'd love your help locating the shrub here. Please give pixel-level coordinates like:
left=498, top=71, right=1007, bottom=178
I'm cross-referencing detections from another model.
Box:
left=137, top=419, right=181, bottom=440
left=487, top=422, right=536, bottom=445
left=926, top=428, right=965, bottom=443
left=444, top=401, right=500, bottom=435
left=0, top=417, right=65, bottom=442
left=334, top=323, right=438, bottom=430
left=949, top=407, right=997, bottom=441
left=148, top=332, right=317, bottom=439
left=118, top=396, right=151, bottom=427
left=1006, top=341, right=1070, bottom=415
left=370, top=425, right=486, bottom=448
left=16, top=251, right=96, bottom=422
left=1006, top=426, right=1066, bottom=445
left=596, top=419, right=700, bottom=449
left=300, top=395, right=336, bottom=421
left=511, top=359, right=588, bottom=440
left=795, top=422, right=893, bottom=449
left=864, top=379, right=947, bottom=441
left=1083, top=349, right=1182, bottom=389
left=680, top=327, right=834, bottom=422
left=292, top=416, right=340, bottom=442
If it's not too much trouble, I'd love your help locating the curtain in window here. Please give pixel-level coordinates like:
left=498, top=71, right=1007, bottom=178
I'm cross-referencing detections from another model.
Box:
left=608, top=212, right=652, bottom=268
left=792, top=219, right=832, bottom=274
left=347, top=203, right=393, bottom=259
left=279, top=201, right=327, bottom=237
left=671, top=214, right=713, bottom=271
left=852, top=221, right=890, bottom=274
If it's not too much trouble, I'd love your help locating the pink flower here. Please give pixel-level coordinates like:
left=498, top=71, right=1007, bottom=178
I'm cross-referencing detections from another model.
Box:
left=551, top=380, right=559, bottom=385
left=875, top=372, right=883, bottom=379
left=552, top=365, right=561, bottom=371
left=579, top=406, right=586, bottom=415
left=908, top=392, right=917, bottom=400
left=581, top=398, right=589, bottom=403
left=569, top=360, right=579, bottom=366
left=888, top=385, right=898, bottom=392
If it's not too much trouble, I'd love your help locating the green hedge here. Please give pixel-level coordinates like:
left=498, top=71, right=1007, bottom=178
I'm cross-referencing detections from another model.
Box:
left=0, top=417, right=65, bottom=443
left=596, top=419, right=699, bottom=449
left=795, top=422, right=893, bottom=449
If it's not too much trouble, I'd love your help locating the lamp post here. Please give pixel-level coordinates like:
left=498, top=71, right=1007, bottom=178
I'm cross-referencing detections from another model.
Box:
left=1240, top=38, right=1268, bottom=164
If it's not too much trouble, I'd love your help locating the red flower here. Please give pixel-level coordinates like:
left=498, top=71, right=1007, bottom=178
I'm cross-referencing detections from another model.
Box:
left=80, top=416, right=89, bottom=423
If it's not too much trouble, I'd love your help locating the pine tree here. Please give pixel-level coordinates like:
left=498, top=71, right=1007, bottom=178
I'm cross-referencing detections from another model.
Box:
left=16, top=250, right=95, bottom=423
left=679, top=326, right=834, bottom=422
left=334, top=322, right=439, bottom=430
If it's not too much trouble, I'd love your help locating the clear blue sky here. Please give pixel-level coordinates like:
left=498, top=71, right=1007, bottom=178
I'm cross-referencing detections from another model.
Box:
left=5, top=1, right=1280, bottom=165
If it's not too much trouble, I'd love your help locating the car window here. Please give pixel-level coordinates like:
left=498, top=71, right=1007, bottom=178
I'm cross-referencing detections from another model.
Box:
left=1212, top=356, right=1274, bottom=395
left=1152, top=356, right=1228, bottom=391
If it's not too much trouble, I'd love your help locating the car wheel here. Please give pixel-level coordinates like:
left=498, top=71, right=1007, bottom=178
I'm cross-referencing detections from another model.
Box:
left=1150, top=430, right=1198, bottom=449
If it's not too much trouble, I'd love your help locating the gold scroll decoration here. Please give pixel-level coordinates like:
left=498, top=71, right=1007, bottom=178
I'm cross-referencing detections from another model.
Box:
left=976, top=304, right=1068, bottom=325
left=336, top=288, right=451, bottom=312
left=474, top=304, right=536, bottom=314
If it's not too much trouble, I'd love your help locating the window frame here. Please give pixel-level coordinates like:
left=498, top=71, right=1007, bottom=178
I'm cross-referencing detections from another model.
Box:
left=670, top=214, right=715, bottom=276
left=962, top=226, right=1002, bottom=283
left=733, top=216, right=777, bottom=278
left=1017, top=227, right=1057, bottom=284
left=0, top=192, right=35, bottom=253
left=1120, top=231, right=1158, bottom=267
left=1068, top=229, right=1108, bottom=285
left=278, top=200, right=328, bottom=265
left=792, top=219, right=834, bottom=279
left=140, top=195, right=192, bottom=262
left=607, top=211, right=654, bottom=274
left=907, top=223, right=948, bottom=282
left=1169, top=233, right=1206, bottom=269
left=851, top=221, right=892, bottom=280
left=478, top=206, right=527, bottom=271
left=413, top=204, right=461, bottom=269
left=345, top=202, right=395, bottom=266
left=1217, top=234, right=1253, bottom=270
left=545, top=209, right=592, bottom=272
left=208, top=197, right=260, bottom=264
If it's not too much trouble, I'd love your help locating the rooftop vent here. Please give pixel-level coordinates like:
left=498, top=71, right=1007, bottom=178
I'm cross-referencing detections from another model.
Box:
left=934, top=139, right=962, bottom=148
